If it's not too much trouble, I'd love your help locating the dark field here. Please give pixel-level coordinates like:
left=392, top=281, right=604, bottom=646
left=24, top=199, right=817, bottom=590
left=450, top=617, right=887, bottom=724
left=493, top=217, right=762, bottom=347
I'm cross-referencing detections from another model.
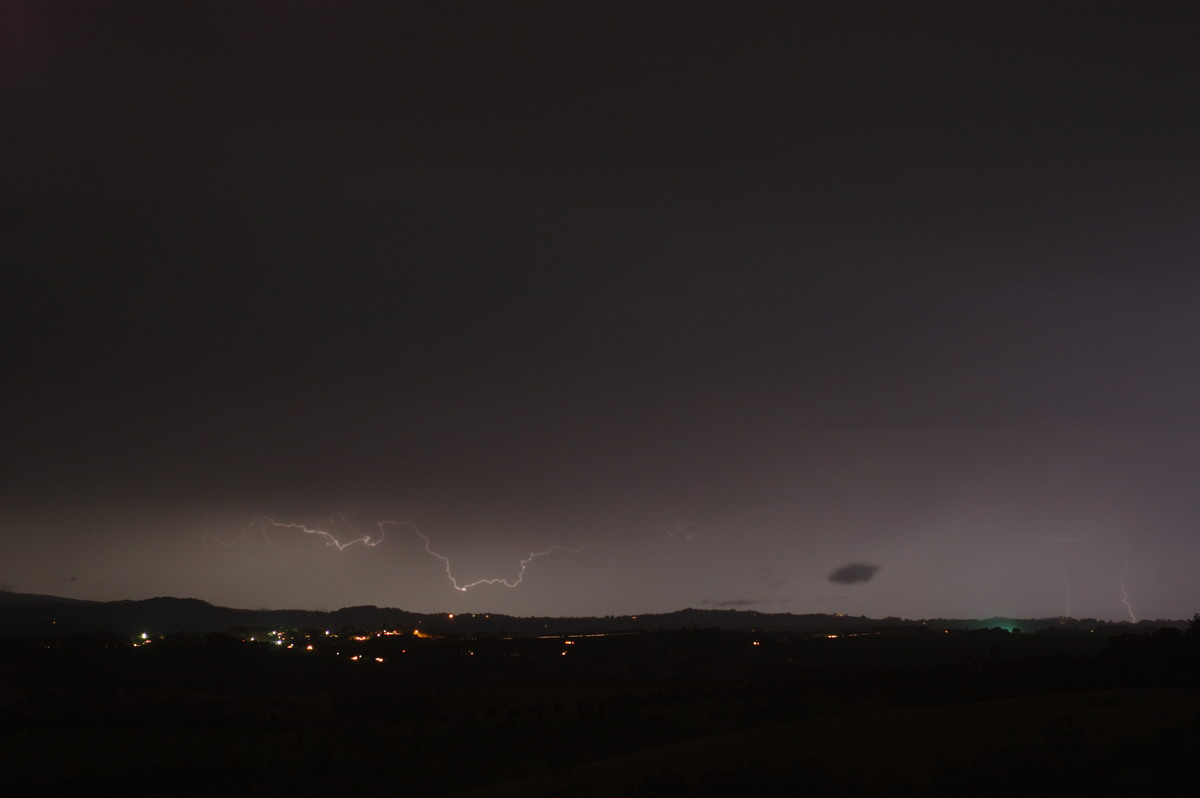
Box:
left=3, top=625, right=1198, bottom=796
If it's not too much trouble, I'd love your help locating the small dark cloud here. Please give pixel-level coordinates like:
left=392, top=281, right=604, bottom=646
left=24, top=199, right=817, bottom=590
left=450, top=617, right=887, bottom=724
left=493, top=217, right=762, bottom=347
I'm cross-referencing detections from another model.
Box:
left=828, top=563, right=880, bottom=585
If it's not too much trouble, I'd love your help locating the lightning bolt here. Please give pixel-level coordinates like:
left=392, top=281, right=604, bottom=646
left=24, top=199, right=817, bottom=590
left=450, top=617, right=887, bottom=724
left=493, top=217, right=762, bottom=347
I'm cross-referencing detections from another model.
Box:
left=662, top=521, right=715, bottom=541
left=1036, top=532, right=1086, bottom=619
left=1059, top=564, right=1073, bottom=618
left=207, top=514, right=385, bottom=552
left=1119, top=560, right=1137, bottom=623
left=378, top=519, right=592, bottom=592
left=1038, top=533, right=1088, bottom=544
left=263, top=515, right=385, bottom=551
left=212, top=515, right=596, bottom=594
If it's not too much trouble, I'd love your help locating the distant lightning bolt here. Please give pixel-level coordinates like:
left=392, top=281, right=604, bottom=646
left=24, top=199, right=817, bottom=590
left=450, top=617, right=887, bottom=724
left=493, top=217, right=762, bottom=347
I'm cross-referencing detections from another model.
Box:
left=1059, top=564, right=1073, bottom=618
left=662, top=521, right=715, bottom=541
left=1120, top=560, right=1137, bottom=623
left=1036, top=532, right=1086, bottom=619
left=212, top=515, right=594, bottom=594
left=1035, top=533, right=1088, bottom=544
left=207, top=515, right=385, bottom=552
left=262, top=515, right=385, bottom=551
left=378, top=519, right=592, bottom=592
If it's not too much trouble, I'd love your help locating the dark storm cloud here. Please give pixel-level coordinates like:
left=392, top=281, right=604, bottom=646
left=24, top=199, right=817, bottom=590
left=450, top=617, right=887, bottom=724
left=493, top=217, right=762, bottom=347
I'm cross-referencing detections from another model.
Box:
left=828, top=564, right=881, bottom=585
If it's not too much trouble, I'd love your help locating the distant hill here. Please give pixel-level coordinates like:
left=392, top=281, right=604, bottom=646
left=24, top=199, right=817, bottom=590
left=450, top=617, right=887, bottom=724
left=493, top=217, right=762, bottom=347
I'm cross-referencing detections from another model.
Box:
left=0, top=591, right=1177, bottom=638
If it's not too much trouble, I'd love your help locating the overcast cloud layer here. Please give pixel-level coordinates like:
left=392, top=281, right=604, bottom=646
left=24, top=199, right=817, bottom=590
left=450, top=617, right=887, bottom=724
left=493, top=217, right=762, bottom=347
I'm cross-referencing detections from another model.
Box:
left=4, top=1, right=1200, bottom=620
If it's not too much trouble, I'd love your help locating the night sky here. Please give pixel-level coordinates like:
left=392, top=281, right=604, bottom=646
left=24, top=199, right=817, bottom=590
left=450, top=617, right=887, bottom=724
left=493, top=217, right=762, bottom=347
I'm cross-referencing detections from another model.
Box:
left=5, top=1, right=1200, bottom=621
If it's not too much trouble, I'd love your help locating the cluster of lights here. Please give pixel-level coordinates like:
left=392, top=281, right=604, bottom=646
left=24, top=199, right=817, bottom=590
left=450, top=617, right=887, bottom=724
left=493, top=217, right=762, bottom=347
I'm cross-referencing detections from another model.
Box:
left=134, top=624, right=674, bottom=660
left=133, top=626, right=428, bottom=657
left=247, top=626, right=429, bottom=659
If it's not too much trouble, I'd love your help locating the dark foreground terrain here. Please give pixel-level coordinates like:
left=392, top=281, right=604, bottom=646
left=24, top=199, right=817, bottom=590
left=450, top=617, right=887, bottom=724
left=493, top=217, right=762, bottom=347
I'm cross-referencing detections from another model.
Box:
left=3, top=622, right=1199, bottom=796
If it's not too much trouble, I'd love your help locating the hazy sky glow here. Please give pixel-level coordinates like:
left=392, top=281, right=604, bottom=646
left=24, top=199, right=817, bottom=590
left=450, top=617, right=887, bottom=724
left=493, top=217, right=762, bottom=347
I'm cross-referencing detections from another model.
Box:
left=5, top=1, right=1200, bottom=620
